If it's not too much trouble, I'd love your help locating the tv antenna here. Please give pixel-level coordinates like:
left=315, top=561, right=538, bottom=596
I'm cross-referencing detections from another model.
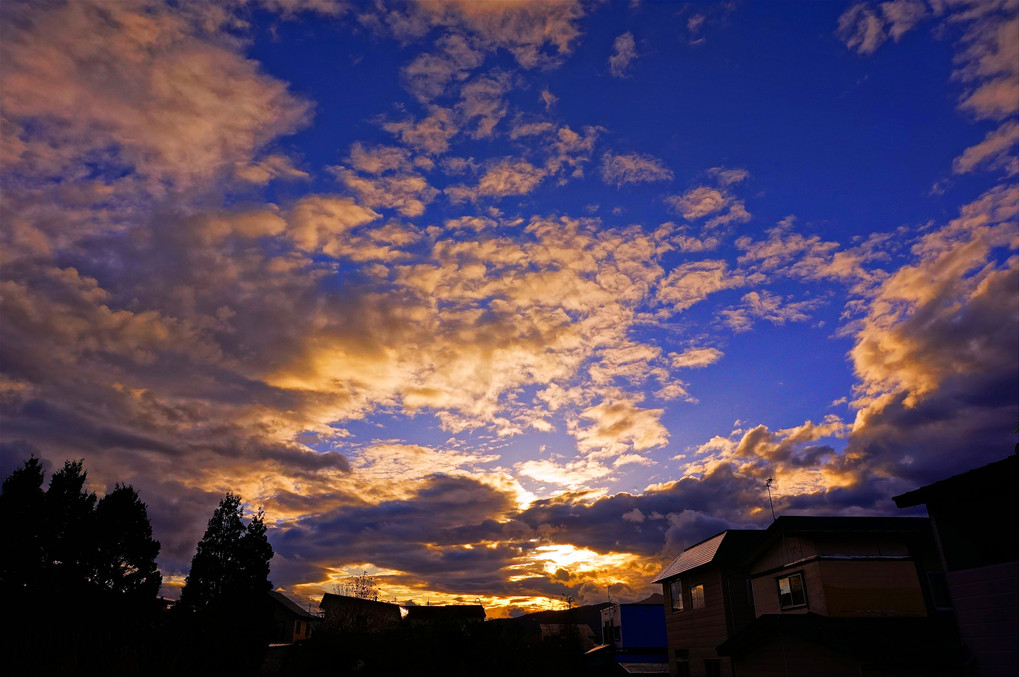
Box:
left=765, top=476, right=777, bottom=521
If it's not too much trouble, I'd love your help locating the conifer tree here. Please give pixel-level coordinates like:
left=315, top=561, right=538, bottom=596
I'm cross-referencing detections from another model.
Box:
left=94, top=483, right=162, bottom=600
left=178, top=492, right=273, bottom=613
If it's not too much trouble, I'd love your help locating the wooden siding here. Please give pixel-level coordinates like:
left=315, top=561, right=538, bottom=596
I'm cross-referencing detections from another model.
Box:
left=751, top=559, right=927, bottom=618
left=752, top=561, right=823, bottom=616
left=818, top=560, right=927, bottom=617
left=665, top=569, right=728, bottom=650
left=948, top=561, right=1019, bottom=677
left=730, top=634, right=861, bottom=677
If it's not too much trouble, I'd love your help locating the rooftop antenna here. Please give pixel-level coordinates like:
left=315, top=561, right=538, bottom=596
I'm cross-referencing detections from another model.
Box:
left=765, top=476, right=777, bottom=521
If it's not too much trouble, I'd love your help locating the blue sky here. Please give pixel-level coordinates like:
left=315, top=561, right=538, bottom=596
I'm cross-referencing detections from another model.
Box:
left=1, top=0, right=1016, bottom=615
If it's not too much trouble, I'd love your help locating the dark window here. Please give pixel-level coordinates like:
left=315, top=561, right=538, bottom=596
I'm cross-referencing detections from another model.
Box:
left=670, top=579, right=684, bottom=612
left=295, top=620, right=302, bottom=635
left=613, top=626, right=620, bottom=642
left=746, top=576, right=755, bottom=608
left=690, top=583, right=705, bottom=609
left=777, top=573, right=807, bottom=609
left=705, top=658, right=722, bottom=677
left=674, top=649, right=689, bottom=660
left=676, top=661, right=691, bottom=677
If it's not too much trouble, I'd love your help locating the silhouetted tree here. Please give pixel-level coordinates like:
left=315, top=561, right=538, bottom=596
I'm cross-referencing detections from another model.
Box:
left=0, top=457, right=163, bottom=675
left=93, top=483, right=162, bottom=601
left=333, top=569, right=380, bottom=601
left=0, top=456, right=47, bottom=599
left=44, top=459, right=97, bottom=594
left=179, top=492, right=273, bottom=612
left=174, top=492, right=274, bottom=675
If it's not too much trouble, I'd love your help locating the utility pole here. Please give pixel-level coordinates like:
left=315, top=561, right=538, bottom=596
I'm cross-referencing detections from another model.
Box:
left=765, top=476, right=777, bottom=521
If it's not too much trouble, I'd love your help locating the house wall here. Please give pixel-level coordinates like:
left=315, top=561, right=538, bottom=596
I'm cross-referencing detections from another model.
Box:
left=751, top=560, right=825, bottom=616
left=818, top=560, right=927, bottom=617
left=749, top=533, right=927, bottom=618
left=948, top=560, right=1019, bottom=677
left=730, top=634, right=861, bottom=677
left=664, top=569, right=736, bottom=677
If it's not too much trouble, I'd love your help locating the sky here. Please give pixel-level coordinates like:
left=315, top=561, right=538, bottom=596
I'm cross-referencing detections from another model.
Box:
left=1, top=0, right=1016, bottom=617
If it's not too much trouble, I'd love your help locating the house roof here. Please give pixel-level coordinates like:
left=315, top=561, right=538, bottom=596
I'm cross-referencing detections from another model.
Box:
left=319, top=592, right=403, bottom=616
left=652, top=530, right=763, bottom=583
left=893, top=453, right=1017, bottom=508
left=268, top=589, right=317, bottom=620
left=735, top=515, right=932, bottom=568
left=404, top=604, right=485, bottom=621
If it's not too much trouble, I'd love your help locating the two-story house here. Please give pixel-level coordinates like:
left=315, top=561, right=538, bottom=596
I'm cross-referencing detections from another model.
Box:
left=652, top=530, right=766, bottom=677
left=717, top=516, right=964, bottom=677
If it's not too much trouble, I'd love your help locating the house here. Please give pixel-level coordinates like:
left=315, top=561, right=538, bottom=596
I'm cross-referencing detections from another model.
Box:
left=596, top=593, right=669, bottom=674
left=894, top=453, right=1019, bottom=677
left=717, top=516, right=964, bottom=677
left=403, top=603, right=486, bottom=626
left=319, top=592, right=404, bottom=631
left=652, top=529, right=765, bottom=677
left=268, top=589, right=317, bottom=643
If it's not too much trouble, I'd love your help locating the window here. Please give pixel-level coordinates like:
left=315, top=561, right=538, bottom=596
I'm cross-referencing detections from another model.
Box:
left=690, top=583, right=705, bottom=609
left=670, top=579, right=684, bottom=612
left=704, top=659, right=722, bottom=677
left=675, top=651, right=690, bottom=677
left=777, top=573, right=806, bottom=608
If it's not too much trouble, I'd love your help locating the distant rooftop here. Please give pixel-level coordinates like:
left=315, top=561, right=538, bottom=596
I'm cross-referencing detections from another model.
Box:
left=269, top=589, right=317, bottom=619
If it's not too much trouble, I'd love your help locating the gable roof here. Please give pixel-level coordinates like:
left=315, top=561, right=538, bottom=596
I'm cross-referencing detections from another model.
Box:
left=268, top=589, right=317, bottom=620
left=893, top=454, right=1017, bottom=508
left=652, top=530, right=763, bottom=583
left=735, top=515, right=932, bottom=568
left=404, top=604, right=485, bottom=621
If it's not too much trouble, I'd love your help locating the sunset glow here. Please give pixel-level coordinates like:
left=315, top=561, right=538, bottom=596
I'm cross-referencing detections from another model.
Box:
left=1, top=0, right=1016, bottom=617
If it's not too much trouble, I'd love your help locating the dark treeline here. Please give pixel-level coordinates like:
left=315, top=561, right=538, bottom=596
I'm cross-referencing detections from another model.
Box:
left=0, top=457, right=273, bottom=676
left=1, top=457, right=607, bottom=676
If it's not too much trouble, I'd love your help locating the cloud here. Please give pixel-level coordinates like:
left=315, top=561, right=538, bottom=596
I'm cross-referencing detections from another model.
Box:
left=656, top=260, right=741, bottom=314
left=600, top=152, right=673, bottom=188
left=332, top=167, right=439, bottom=217
left=665, top=169, right=750, bottom=230
left=540, top=88, right=558, bottom=110
left=0, top=0, right=311, bottom=191
left=573, top=397, right=668, bottom=457
left=286, top=196, right=382, bottom=252
left=953, top=120, right=1019, bottom=175
left=836, top=3, right=890, bottom=55
left=364, top=0, right=586, bottom=69
left=448, top=158, right=547, bottom=202
left=457, top=71, right=513, bottom=138
left=383, top=107, right=459, bottom=155
left=670, top=347, right=723, bottom=369
left=849, top=182, right=1018, bottom=408
left=719, top=290, right=822, bottom=333
left=609, top=32, right=638, bottom=77
left=402, top=33, right=485, bottom=101
left=837, top=1, right=1018, bottom=124
left=954, top=11, right=1019, bottom=121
